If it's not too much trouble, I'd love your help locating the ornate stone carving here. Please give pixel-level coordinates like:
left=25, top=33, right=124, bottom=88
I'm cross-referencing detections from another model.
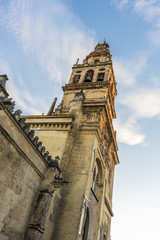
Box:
left=28, top=130, right=35, bottom=140
left=13, top=109, right=22, bottom=121
left=23, top=124, right=30, bottom=134
left=32, top=136, right=39, bottom=146
left=73, top=90, right=85, bottom=102
left=19, top=118, right=26, bottom=128
left=24, top=157, right=65, bottom=240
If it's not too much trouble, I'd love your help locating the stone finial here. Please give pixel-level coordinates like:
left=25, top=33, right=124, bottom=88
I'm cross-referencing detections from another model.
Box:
left=28, top=130, right=35, bottom=140
left=19, top=118, right=26, bottom=128
left=0, top=75, right=8, bottom=91
left=23, top=124, right=30, bottom=134
left=0, top=96, right=15, bottom=113
left=47, top=97, right=57, bottom=116
left=44, top=151, right=49, bottom=161
left=47, top=155, right=52, bottom=164
left=41, top=146, right=46, bottom=156
left=37, top=141, right=42, bottom=151
left=13, top=109, right=22, bottom=121
left=33, top=136, right=39, bottom=146
left=48, top=156, right=61, bottom=172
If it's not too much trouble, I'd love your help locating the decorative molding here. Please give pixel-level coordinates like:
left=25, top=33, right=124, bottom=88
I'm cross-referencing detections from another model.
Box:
left=104, top=196, right=114, bottom=217
left=29, top=122, right=72, bottom=132
left=62, top=81, right=109, bottom=91
left=72, top=60, right=112, bottom=69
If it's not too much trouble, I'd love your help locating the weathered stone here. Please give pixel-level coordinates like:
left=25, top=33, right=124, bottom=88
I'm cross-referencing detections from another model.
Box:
left=19, top=118, right=26, bottom=128
left=12, top=110, right=22, bottom=121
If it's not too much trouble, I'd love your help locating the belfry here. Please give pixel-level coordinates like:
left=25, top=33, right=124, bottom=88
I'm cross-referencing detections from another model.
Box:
left=0, top=41, right=119, bottom=240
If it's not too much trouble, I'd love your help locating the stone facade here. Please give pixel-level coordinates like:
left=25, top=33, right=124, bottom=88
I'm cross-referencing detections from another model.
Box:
left=0, top=76, right=65, bottom=240
left=0, top=42, right=119, bottom=240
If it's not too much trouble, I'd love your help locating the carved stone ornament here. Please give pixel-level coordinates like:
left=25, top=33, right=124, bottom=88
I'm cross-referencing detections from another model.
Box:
left=73, top=90, right=85, bottom=102
left=78, top=195, right=90, bottom=235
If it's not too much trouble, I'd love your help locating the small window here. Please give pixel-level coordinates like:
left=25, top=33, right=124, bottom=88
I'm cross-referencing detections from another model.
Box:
left=82, top=208, right=89, bottom=240
left=73, top=75, right=80, bottom=83
left=97, top=73, right=105, bottom=81
left=99, top=68, right=105, bottom=71
left=76, top=70, right=82, bottom=73
left=84, top=70, right=94, bottom=82
left=94, top=59, right=100, bottom=64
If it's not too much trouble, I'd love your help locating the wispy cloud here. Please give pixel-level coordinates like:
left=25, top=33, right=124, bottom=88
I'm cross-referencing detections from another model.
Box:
left=133, top=0, right=160, bottom=22
left=113, top=56, right=147, bottom=86
left=114, top=86, right=160, bottom=145
left=0, top=0, right=96, bottom=83
left=0, top=0, right=97, bottom=114
left=111, top=0, right=129, bottom=9
left=111, top=0, right=160, bottom=145
left=112, top=0, right=160, bottom=18
left=0, top=58, right=48, bottom=114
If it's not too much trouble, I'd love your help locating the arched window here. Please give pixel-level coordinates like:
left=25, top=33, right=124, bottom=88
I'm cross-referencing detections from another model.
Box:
left=73, top=74, right=81, bottom=83
left=97, top=72, right=105, bottom=81
left=84, top=70, right=94, bottom=82
left=92, top=165, right=98, bottom=195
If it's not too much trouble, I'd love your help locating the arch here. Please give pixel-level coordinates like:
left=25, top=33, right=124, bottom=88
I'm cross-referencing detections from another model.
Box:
left=84, top=70, right=94, bottom=82
left=94, top=59, right=100, bottom=64
left=91, top=158, right=103, bottom=197
left=97, top=72, right=105, bottom=81
left=92, top=166, right=98, bottom=195
left=73, top=74, right=81, bottom=83
left=95, top=158, right=103, bottom=184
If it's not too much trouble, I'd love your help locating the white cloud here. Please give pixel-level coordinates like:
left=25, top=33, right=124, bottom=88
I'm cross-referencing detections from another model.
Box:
left=0, top=0, right=96, bottom=83
left=133, top=0, right=160, bottom=22
left=112, top=0, right=160, bottom=23
left=113, top=56, right=147, bottom=86
left=114, top=118, right=145, bottom=145
left=111, top=0, right=129, bottom=9
left=120, top=88, right=160, bottom=118
left=8, top=80, right=45, bottom=115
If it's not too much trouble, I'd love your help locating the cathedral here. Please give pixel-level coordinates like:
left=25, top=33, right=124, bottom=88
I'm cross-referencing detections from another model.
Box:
left=0, top=41, right=119, bottom=240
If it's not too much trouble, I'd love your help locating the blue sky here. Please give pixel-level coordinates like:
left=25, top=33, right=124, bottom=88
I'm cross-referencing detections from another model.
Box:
left=1, top=0, right=160, bottom=239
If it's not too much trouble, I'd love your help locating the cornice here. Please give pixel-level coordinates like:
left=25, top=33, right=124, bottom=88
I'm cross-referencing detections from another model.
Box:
left=24, top=115, right=74, bottom=132
left=62, top=81, right=109, bottom=91
left=29, top=122, right=72, bottom=132
left=72, top=61, right=112, bottom=69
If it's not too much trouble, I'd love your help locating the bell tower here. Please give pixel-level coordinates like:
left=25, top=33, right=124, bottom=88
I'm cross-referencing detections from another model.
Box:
left=25, top=41, right=119, bottom=240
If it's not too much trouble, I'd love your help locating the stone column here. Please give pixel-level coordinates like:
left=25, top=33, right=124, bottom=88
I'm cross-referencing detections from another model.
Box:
left=24, top=165, right=63, bottom=240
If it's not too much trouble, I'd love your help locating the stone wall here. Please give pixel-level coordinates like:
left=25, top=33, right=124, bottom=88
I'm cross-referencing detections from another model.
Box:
left=0, top=109, right=47, bottom=240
